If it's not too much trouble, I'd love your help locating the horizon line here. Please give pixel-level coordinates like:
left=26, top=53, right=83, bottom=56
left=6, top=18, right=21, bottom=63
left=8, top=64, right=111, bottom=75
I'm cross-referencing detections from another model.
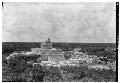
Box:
left=2, top=41, right=116, bottom=44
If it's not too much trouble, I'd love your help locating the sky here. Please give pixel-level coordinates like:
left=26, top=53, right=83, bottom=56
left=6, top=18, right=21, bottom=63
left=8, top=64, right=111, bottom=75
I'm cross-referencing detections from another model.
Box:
left=2, top=2, right=116, bottom=43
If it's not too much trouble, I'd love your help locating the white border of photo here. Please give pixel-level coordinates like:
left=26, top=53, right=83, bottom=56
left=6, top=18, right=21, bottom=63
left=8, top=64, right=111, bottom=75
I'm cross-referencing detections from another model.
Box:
left=0, top=0, right=122, bottom=83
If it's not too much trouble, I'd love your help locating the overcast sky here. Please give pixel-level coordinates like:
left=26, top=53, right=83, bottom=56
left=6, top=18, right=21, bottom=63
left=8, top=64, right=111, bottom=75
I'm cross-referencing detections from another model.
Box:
left=2, top=2, right=116, bottom=43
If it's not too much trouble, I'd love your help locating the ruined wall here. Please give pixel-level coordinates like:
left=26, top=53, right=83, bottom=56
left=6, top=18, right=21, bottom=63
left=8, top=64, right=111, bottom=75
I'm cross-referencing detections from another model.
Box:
left=48, top=51, right=65, bottom=62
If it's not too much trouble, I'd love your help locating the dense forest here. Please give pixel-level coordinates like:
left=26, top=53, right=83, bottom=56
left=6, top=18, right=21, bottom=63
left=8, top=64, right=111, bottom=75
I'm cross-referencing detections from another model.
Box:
left=2, top=42, right=117, bottom=82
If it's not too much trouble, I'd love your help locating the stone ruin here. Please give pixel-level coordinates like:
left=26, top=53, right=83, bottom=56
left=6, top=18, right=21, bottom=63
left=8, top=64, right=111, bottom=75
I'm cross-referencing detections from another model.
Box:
left=31, top=38, right=65, bottom=62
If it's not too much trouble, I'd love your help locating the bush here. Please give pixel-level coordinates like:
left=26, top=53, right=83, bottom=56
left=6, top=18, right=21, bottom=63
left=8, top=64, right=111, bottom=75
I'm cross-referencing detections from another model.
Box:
left=48, top=66, right=62, bottom=79
left=60, top=65, right=88, bottom=80
left=79, top=77, right=94, bottom=82
left=43, top=75, right=61, bottom=82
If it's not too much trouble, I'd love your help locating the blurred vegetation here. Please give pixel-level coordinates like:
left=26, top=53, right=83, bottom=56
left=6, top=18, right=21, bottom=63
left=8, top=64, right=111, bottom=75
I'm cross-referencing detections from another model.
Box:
left=2, top=42, right=117, bottom=82
left=2, top=42, right=41, bottom=53
left=2, top=53, right=116, bottom=82
left=2, top=42, right=116, bottom=61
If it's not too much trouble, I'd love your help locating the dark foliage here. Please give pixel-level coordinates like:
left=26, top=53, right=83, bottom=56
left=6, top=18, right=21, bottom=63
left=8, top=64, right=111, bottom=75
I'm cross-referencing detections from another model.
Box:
left=60, top=65, right=116, bottom=81
left=2, top=42, right=117, bottom=82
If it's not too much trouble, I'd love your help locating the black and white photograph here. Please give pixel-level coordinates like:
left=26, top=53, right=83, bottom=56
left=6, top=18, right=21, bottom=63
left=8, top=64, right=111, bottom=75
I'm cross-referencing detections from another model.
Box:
left=2, top=2, right=118, bottom=82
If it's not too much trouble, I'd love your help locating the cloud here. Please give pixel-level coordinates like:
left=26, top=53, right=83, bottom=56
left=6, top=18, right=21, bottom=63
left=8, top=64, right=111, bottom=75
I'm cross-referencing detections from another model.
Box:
left=2, top=2, right=116, bottom=43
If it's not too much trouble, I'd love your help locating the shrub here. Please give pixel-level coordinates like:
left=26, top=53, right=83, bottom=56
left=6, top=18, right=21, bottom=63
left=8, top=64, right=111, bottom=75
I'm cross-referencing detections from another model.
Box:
left=79, top=77, right=94, bottom=82
left=60, top=65, right=88, bottom=80
left=43, top=75, right=61, bottom=82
